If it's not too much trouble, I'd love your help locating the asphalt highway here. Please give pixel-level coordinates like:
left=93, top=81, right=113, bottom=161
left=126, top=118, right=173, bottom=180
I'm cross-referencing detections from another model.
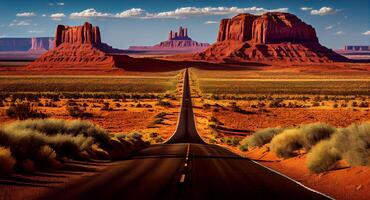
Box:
left=40, top=69, right=332, bottom=200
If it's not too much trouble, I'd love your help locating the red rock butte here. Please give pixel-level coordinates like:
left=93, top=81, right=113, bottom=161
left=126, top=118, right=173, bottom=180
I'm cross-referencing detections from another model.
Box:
left=28, top=22, right=124, bottom=70
left=195, top=12, right=348, bottom=63
left=128, top=26, right=210, bottom=52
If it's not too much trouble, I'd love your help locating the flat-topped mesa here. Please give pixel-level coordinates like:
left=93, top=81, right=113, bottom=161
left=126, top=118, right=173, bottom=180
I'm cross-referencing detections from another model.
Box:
left=54, top=22, right=102, bottom=47
left=196, top=12, right=348, bottom=63
left=217, top=12, right=318, bottom=44
left=28, top=22, right=126, bottom=69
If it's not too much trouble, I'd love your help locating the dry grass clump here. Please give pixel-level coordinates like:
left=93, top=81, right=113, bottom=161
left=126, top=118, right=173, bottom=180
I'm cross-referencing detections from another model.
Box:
left=270, top=129, right=304, bottom=158
left=239, top=127, right=283, bottom=151
left=267, top=123, right=335, bottom=158
left=307, top=123, right=370, bottom=172
left=0, top=147, right=16, bottom=175
left=300, top=123, right=336, bottom=150
left=0, top=119, right=148, bottom=175
left=239, top=121, right=370, bottom=173
left=306, top=140, right=340, bottom=173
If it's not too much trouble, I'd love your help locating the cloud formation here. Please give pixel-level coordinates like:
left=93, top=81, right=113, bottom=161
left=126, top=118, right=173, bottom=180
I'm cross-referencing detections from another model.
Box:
left=310, top=7, right=338, bottom=16
left=50, top=13, right=66, bottom=21
left=204, top=20, right=219, bottom=24
left=16, top=12, right=36, bottom=17
left=325, top=25, right=333, bottom=30
left=28, top=30, right=44, bottom=33
left=300, top=7, right=313, bottom=11
left=9, top=20, right=31, bottom=26
left=69, top=6, right=289, bottom=19
left=335, top=30, right=344, bottom=35
left=362, top=30, right=370, bottom=35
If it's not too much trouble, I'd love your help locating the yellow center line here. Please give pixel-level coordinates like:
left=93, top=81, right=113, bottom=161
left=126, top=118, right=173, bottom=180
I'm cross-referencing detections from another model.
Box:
left=179, top=174, right=186, bottom=183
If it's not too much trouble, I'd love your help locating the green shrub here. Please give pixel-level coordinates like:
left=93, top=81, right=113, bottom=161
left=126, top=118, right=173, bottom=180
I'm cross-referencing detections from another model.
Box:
left=270, top=129, right=304, bottom=158
left=300, top=123, right=336, bottom=150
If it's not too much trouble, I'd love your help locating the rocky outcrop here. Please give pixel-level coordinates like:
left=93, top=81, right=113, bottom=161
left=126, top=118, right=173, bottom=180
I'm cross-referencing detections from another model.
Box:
left=197, top=12, right=348, bottom=63
left=28, top=22, right=124, bottom=69
left=55, top=22, right=101, bottom=47
left=0, top=37, right=53, bottom=51
left=29, top=37, right=54, bottom=52
left=128, top=26, right=210, bottom=52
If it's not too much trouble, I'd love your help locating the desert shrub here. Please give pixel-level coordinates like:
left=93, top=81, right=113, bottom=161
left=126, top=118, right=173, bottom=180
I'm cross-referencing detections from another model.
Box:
left=270, top=129, right=304, bottom=158
left=157, top=100, right=171, bottom=107
left=6, top=102, right=47, bottom=120
left=0, top=119, right=147, bottom=174
left=307, top=123, right=370, bottom=172
left=101, top=102, right=112, bottom=111
left=241, top=127, right=284, bottom=150
left=0, top=147, right=16, bottom=175
left=221, top=137, right=241, bottom=147
left=334, top=124, right=370, bottom=166
left=153, top=118, right=164, bottom=124
left=67, top=106, right=93, bottom=118
left=155, top=112, right=167, bottom=118
left=359, top=101, right=369, bottom=108
left=306, top=140, right=340, bottom=173
left=300, top=123, right=336, bottom=150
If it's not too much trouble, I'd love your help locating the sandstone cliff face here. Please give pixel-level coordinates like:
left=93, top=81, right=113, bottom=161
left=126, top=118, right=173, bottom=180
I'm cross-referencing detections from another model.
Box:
left=198, top=12, right=347, bottom=63
left=55, top=22, right=101, bottom=47
left=217, top=13, right=318, bottom=44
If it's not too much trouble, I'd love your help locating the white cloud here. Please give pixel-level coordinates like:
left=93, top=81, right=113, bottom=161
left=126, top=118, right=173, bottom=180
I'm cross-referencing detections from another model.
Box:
left=335, top=31, right=344, bottom=35
left=70, top=8, right=145, bottom=18
left=70, top=6, right=289, bottom=19
left=204, top=20, right=218, bottom=24
left=16, top=12, right=36, bottom=17
left=301, top=7, right=313, bottom=11
left=145, top=7, right=288, bottom=19
left=42, top=14, right=47, bottom=17
left=325, top=25, right=333, bottom=30
left=362, top=30, right=370, bottom=35
left=57, top=2, right=65, bottom=6
left=310, top=7, right=338, bottom=16
left=9, top=20, right=31, bottom=26
left=50, top=13, right=66, bottom=21
left=28, top=30, right=44, bottom=33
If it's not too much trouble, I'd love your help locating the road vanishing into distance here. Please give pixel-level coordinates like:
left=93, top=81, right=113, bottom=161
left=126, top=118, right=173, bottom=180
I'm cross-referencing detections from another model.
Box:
left=40, top=69, right=332, bottom=200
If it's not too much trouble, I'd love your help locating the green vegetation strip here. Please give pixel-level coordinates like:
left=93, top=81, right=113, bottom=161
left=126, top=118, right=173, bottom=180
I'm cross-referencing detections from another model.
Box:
left=0, top=77, right=176, bottom=93
left=200, top=80, right=370, bottom=95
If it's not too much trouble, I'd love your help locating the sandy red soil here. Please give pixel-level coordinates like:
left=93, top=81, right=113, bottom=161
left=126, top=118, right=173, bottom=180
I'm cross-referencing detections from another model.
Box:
left=238, top=147, right=370, bottom=200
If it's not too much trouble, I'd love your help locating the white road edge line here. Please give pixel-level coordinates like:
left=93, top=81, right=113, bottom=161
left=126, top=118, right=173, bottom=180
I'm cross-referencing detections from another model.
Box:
left=250, top=160, right=335, bottom=200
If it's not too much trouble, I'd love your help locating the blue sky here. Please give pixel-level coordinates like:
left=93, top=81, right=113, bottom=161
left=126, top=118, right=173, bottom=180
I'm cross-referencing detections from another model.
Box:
left=0, top=0, right=369, bottom=49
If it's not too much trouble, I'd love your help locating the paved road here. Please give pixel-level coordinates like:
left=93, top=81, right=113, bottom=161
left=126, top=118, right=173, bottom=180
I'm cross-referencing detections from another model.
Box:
left=40, top=69, right=332, bottom=200
left=166, top=68, right=204, bottom=144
